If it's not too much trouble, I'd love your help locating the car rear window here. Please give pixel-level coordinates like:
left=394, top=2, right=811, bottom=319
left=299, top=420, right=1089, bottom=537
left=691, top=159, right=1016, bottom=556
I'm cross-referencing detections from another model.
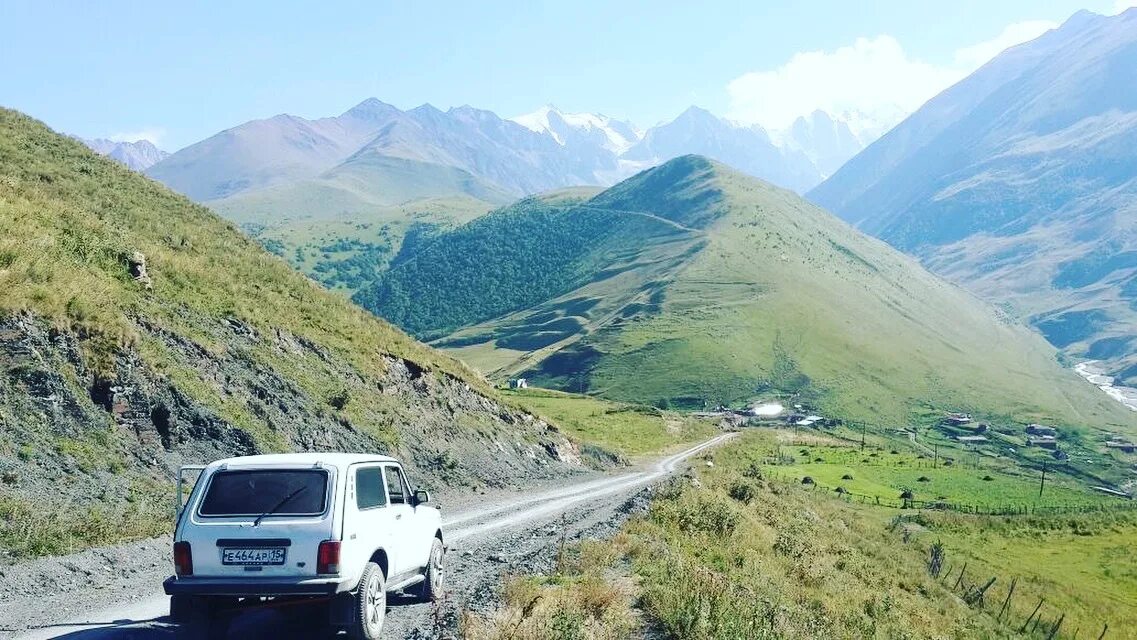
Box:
left=199, top=469, right=328, bottom=517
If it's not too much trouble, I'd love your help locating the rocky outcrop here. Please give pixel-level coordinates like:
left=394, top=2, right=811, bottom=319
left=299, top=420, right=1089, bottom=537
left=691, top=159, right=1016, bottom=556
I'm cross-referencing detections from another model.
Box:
left=0, top=311, right=584, bottom=514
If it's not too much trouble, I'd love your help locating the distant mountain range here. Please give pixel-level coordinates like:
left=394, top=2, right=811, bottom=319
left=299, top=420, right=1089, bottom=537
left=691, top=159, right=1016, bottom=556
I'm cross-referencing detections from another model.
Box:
left=79, top=137, right=168, bottom=171
left=354, top=155, right=1133, bottom=430
left=136, top=99, right=864, bottom=298
left=145, top=100, right=864, bottom=208
left=810, top=8, right=1137, bottom=386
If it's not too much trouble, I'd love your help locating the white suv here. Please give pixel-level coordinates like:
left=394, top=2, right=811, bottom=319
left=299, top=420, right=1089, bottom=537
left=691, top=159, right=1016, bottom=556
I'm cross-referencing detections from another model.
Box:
left=164, top=453, right=444, bottom=639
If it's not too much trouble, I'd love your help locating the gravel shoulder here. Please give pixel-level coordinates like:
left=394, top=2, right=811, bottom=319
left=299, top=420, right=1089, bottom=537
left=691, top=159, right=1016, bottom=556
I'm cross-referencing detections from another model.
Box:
left=3, top=434, right=731, bottom=639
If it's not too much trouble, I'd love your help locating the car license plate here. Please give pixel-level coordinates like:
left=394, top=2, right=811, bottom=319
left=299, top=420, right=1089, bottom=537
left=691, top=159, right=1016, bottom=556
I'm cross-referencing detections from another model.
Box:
left=221, top=547, right=286, bottom=566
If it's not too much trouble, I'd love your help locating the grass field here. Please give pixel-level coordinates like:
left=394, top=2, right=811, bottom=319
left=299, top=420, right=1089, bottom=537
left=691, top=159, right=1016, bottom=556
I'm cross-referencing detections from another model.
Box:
left=469, top=429, right=1137, bottom=639
left=750, top=431, right=1120, bottom=510
left=503, top=387, right=718, bottom=459
left=667, top=430, right=1137, bottom=638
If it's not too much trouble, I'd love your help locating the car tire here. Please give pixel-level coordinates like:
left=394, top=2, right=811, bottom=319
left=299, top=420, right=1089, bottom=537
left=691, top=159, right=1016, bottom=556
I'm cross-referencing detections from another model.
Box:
left=172, top=596, right=228, bottom=640
left=418, top=538, right=444, bottom=602
left=348, top=562, right=386, bottom=640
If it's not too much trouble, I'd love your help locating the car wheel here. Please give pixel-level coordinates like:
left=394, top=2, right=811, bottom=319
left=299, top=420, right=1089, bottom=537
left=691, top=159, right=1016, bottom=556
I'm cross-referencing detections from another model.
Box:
left=419, top=538, right=444, bottom=602
left=348, top=562, right=386, bottom=640
left=172, top=596, right=228, bottom=640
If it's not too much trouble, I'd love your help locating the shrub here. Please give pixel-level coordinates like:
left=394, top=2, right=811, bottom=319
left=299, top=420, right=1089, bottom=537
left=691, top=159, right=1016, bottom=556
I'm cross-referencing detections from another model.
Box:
left=728, top=482, right=756, bottom=504
left=656, top=494, right=740, bottom=537
left=327, top=387, right=350, bottom=410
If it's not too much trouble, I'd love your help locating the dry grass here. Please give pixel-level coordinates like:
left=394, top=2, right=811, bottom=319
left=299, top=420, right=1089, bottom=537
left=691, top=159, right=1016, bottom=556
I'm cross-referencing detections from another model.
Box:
left=460, top=539, right=642, bottom=640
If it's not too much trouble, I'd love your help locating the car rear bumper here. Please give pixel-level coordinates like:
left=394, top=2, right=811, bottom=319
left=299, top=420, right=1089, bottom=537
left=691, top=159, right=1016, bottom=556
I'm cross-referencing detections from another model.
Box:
left=163, top=574, right=356, bottom=597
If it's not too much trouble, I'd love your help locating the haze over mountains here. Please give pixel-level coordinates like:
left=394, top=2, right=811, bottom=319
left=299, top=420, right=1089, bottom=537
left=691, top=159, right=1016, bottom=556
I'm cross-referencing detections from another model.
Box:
left=134, top=98, right=865, bottom=298
left=77, top=6, right=1137, bottom=408
left=811, top=8, right=1137, bottom=386
left=144, top=99, right=863, bottom=208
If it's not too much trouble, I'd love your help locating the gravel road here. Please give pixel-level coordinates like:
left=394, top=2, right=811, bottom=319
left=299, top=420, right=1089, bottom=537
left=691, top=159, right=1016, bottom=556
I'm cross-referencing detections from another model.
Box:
left=2, top=433, right=733, bottom=639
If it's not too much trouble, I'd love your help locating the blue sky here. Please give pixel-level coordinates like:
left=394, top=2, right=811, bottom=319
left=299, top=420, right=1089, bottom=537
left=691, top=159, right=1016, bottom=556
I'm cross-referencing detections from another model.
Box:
left=1, top=0, right=1130, bottom=150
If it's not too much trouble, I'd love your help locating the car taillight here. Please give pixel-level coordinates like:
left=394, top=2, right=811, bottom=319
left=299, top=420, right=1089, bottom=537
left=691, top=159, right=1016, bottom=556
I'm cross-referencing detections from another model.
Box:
left=317, top=540, right=341, bottom=574
left=174, top=541, right=193, bottom=577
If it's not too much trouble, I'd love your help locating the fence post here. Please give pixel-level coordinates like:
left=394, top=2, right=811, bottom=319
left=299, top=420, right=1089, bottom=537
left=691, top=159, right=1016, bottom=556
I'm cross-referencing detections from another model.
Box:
left=1021, top=599, right=1044, bottom=633
left=953, top=563, right=968, bottom=591
left=1046, top=613, right=1065, bottom=640
left=997, top=577, right=1017, bottom=622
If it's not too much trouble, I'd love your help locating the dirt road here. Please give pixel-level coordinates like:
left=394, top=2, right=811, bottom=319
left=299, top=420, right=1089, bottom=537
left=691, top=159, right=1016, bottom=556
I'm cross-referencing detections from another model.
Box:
left=3, top=433, right=734, bottom=639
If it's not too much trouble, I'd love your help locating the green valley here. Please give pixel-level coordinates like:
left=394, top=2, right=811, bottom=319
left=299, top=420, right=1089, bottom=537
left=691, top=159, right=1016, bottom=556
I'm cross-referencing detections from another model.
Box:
left=358, top=156, right=1137, bottom=434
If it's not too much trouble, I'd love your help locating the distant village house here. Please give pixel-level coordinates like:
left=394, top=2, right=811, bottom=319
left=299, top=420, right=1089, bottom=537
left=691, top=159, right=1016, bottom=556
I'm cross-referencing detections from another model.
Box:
left=1026, top=424, right=1058, bottom=437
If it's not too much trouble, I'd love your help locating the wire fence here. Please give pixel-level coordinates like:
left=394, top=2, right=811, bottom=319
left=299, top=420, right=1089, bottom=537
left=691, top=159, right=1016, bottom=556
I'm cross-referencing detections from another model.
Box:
left=760, top=470, right=1137, bottom=517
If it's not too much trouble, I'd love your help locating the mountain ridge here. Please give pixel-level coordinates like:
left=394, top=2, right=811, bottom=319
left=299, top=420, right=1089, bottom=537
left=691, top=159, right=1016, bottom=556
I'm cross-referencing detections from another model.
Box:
left=357, top=155, right=1136, bottom=432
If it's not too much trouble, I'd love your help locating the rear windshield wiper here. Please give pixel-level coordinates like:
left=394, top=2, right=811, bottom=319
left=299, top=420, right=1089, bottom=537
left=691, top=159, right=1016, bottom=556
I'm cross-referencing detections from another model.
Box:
left=253, top=485, right=309, bottom=526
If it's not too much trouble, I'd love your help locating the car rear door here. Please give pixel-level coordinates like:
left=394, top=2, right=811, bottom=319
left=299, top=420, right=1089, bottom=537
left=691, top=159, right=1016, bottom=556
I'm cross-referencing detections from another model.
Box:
left=341, top=463, right=399, bottom=585
left=180, top=465, right=336, bottom=579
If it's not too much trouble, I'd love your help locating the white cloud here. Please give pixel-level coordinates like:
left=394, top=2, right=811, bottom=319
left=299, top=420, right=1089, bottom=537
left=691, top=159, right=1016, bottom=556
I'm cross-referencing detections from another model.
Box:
left=1115, top=0, right=1137, bottom=15
left=726, top=20, right=1057, bottom=142
left=107, top=127, right=166, bottom=146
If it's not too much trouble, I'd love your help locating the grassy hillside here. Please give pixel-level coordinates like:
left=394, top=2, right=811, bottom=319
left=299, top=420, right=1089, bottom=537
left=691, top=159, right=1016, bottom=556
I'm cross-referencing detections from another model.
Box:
left=237, top=196, right=495, bottom=293
left=354, top=195, right=703, bottom=338
left=361, top=155, right=1137, bottom=432
left=466, top=430, right=1137, bottom=639
left=207, top=154, right=510, bottom=294
left=0, top=109, right=582, bottom=558
left=501, top=388, right=717, bottom=459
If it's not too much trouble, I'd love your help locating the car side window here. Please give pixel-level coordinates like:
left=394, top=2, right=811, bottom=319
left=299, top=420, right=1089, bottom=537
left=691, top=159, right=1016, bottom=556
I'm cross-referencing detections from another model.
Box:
left=383, top=466, right=407, bottom=505
left=356, top=467, right=386, bottom=509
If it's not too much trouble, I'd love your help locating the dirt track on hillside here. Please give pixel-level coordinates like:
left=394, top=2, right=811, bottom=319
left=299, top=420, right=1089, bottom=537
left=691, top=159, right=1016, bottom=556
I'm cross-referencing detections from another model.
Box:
left=2, top=434, right=734, bottom=639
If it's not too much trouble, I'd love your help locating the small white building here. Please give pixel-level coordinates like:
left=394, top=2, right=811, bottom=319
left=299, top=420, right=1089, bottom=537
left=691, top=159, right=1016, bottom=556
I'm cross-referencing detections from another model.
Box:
left=751, top=402, right=785, bottom=418
left=510, top=378, right=528, bottom=389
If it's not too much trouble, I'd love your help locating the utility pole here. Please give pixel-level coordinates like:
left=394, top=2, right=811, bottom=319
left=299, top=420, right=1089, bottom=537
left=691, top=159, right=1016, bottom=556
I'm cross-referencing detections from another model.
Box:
left=1039, top=462, right=1047, bottom=499
left=933, top=444, right=938, bottom=469
left=860, top=422, right=866, bottom=450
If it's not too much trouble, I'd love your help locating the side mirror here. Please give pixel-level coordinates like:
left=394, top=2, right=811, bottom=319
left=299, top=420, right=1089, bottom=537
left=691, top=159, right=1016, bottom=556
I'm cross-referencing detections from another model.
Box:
left=413, top=489, right=431, bottom=506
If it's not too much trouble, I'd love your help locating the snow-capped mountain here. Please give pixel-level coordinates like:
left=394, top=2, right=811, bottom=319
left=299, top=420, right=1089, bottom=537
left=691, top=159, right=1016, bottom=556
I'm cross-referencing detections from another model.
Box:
left=777, top=110, right=865, bottom=177
left=512, top=105, right=642, bottom=155
left=148, top=98, right=865, bottom=208
left=80, top=138, right=169, bottom=171
left=622, top=106, right=825, bottom=193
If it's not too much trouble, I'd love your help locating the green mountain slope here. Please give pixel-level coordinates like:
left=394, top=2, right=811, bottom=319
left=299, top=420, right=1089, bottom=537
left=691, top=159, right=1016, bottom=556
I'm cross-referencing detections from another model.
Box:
left=210, top=154, right=513, bottom=226
left=0, top=109, right=581, bottom=557
left=809, top=9, right=1137, bottom=386
left=207, top=153, right=512, bottom=293
left=359, top=156, right=1137, bottom=432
